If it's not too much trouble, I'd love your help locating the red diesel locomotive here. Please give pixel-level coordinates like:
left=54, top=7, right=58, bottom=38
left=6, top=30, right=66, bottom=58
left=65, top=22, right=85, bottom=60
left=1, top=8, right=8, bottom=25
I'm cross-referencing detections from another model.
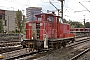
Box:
left=21, top=12, right=75, bottom=51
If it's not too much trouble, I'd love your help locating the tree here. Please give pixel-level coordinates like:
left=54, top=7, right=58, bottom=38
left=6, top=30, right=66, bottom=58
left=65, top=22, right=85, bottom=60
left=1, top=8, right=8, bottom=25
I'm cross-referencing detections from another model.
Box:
left=63, top=18, right=68, bottom=23
left=16, top=10, right=25, bottom=33
left=68, top=20, right=83, bottom=28
left=85, top=22, right=90, bottom=28
left=22, top=15, right=26, bottom=33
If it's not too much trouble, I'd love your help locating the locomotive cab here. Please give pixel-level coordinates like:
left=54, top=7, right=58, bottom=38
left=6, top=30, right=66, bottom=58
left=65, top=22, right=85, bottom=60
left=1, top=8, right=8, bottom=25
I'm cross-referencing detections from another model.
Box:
left=21, top=13, right=75, bottom=51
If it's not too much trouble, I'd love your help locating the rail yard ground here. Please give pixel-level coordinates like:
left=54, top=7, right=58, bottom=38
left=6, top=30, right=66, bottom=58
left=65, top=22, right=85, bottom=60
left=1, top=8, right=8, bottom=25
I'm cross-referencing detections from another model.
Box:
left=0, top=34, right=90, bottom=60
left=30, top=37, right=90, bottom=60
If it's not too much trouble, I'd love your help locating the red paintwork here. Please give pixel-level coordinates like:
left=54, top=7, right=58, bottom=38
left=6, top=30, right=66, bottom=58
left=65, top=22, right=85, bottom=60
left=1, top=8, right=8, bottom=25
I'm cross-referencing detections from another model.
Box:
left=26, top=13, right=74, bottom=40
left=26, top=22, right=32, bottom=39
left=70, top=28, right=90, bottom=32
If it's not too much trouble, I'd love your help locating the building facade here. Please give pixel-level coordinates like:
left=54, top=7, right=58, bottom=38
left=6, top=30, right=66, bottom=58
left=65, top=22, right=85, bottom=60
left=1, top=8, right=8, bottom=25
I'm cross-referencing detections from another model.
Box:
left=5, top=10, right=16, bottom=32
left=26, top=7, right=42, bottom=21
left=0, top=9, right=16, bottom=32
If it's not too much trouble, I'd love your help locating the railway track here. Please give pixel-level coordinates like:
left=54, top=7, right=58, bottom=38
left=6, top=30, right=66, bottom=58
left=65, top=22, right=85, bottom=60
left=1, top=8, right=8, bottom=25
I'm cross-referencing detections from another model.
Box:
left=34, top=37, right=90, bottom=60
left=1, top=37, right=89, bottom=60
left=0, top=42, right=21, bottom=47
left=0, top=41, right=22, bottom=54
left=0, top=37, right=21, bottom=54
left=70, top=48, right=90, bottom=60
left=1, top=48, right=40, bottom=60
left=68, top=37, right=90, bottom=47
left=0, top=45, right=22, bottom=54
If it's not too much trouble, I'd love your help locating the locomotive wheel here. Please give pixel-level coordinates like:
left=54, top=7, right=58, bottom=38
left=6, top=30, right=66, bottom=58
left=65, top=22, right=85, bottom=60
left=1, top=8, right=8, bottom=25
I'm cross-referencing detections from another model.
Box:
left=71, top=40, right=74, bottom=43
left=62, top=42, right=66, bottom=47
left=23, top=45, right=26, bottom=48
left=56, top=44, right=59, bottom=49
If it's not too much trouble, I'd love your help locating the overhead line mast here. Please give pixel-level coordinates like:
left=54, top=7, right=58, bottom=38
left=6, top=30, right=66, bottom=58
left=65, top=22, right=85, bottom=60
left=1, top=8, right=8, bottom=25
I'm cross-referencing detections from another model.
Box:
left=49, top=0, right=65, bottom=22
left=49, top=1, right=60, bottom=16
left=78, top=2, right=89, bottom=32
left=58, top=0, right=65, bottom=22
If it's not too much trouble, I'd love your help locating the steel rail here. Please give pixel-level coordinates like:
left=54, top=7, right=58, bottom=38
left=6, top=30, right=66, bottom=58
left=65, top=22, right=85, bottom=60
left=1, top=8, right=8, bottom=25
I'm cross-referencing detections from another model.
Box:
left=70, top=48, right=90, bottom=60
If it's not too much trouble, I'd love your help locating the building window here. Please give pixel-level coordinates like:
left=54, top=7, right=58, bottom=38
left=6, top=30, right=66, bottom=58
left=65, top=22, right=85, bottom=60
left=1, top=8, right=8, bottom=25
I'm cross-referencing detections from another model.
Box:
left=0, top=15, right=2, bottom=19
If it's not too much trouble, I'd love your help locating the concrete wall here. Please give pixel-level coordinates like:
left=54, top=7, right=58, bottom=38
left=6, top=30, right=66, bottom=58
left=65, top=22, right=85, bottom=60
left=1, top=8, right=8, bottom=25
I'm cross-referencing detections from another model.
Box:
left=5, top=10, right=16, bottom=32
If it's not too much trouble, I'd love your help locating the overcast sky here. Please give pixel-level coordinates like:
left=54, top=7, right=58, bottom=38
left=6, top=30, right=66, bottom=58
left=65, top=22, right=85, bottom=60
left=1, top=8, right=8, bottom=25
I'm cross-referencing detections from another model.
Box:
left=0, top=0, right=90, bottom=23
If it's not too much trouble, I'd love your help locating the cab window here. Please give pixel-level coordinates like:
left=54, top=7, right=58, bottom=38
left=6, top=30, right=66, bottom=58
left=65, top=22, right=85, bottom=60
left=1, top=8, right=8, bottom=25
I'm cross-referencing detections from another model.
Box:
left=38, top=17, right=42, bottom=21
left=47, top=16, right=54, bottom=21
